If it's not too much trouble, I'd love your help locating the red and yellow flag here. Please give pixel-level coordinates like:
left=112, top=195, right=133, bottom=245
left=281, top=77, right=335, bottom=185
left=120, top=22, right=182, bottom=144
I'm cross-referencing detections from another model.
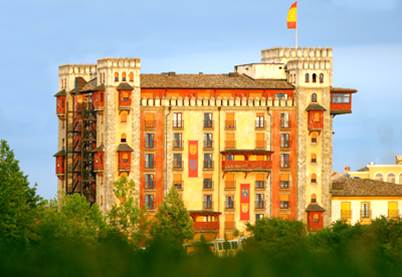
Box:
left=287, top=1, right=297, bottom=29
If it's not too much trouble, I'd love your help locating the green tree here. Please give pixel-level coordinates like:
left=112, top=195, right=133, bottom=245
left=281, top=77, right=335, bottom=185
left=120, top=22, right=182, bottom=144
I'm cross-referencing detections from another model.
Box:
left=108, top=176, right=149, bottom=245
left=0, top=139, right=41, bottom=242
left=151, top=186, right=193, bottom=247
left=36, top=194, right=106, bottom=243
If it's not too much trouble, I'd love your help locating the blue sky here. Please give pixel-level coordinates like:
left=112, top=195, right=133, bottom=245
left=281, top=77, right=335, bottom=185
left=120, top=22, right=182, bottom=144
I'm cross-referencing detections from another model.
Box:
left=0, top=0, right=401, bottom=199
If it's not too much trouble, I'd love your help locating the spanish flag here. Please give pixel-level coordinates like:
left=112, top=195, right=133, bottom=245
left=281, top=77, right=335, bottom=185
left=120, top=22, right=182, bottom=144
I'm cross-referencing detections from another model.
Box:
left=287, top=1, right=297, bottom=29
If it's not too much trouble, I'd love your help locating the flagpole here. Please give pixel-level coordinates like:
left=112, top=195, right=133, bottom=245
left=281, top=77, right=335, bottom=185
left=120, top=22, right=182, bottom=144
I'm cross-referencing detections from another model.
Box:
left=296, top=0, right=299, bottom=49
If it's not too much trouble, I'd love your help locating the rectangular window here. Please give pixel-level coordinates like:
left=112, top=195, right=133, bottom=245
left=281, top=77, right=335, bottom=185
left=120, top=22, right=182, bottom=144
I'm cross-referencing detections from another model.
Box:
left=256, top=132, right=265, bottom=149
left=280, top=173, right=290, bottom=189
left=203, top=195, right=213, bottom=209
left=173, top=133, right=183, bottom=149
left=204, top=153, right=213, bottom=169
left=203, top=178, right=213, bottom=189
left=173, top=173, right=183, bottom=190
left=204, top=112, right=213, bottom=128
left=256, top=214, right=264, bottom=221
left=388, top=201, right=399, bottom=219
left=280, top=112, right=290, bottom=128
left=280, top=133, right=290, bottom=148
left=144, top=154, right=154, bottom=169
left=225, top=112, right=235, bottom=129
left=145, top=133, right=154, bottom=149
left=255, top=114, right=265, bottom=128
left=204, top=133, right=213, bottom=149
left=145, top=194, right=154, bottom=210
left=145, top=174, right=154, bottom=189
left=173, top=153, right=183, bottom=169
left=332, top=94, right=350, bottom=103
left=255, top=193, right=265, bottom=209
left=360, top=202, right=370, bottom=219
left=225, top=195, right=235, bottom=209
left=280, top=201, right=289, bottom=209
left=341, top=202, right=351, bottom=222
left=255, top=181, right=265, bottom=189
left=280, top=153, right=290, bottom=168
left=173, top=112, right=183, bottom=128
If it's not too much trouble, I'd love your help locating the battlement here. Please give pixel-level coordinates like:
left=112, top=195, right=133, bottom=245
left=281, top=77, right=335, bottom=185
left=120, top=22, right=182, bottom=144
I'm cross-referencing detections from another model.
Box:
left=261, top=48, right=332, bottom=63
left=58, top=64, right=97, bottom=77
left=97, top=58, right=141, bottom=70
left=287, top=59, right=332, bottom=71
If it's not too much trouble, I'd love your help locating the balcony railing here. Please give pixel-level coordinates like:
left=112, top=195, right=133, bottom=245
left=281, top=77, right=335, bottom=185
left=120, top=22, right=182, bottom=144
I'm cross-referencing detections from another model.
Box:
left=203, top=140, right=213, bottom=150
left=173, top=160, right=183, bottom=170
left=256, top=140, right=266, bottom=149
left=172, top=120, right=183, bottom=129
left=203, top=120, right=213, bottom=129
left=225, top=120, right=236, bottom=130
left=172, top=140, right=183, bottom=150
left=255, top=201, right=265, bottom=210
left=225, top=140, right=236, bottom=149
left=203, top=160, right=214, bottom=170
left=225, top=181, right=235, bottom=190
left=203, top=201, right=213, bottom=210
left=222, top=160, right=272, bottom=172
left=193, top=221, right=219, bottom=232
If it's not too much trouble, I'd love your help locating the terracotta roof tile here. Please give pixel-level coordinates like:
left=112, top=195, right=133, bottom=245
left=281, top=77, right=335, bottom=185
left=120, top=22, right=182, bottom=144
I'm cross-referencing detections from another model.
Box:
left=117, top=82, right=134, bottom=90
left=306, top=103, right=326, bottom=111
left=117, top=143, right=134, bottom=152
left=140, top=73, right=294, bottom=89
left=331, top=176, right=402, bottom=197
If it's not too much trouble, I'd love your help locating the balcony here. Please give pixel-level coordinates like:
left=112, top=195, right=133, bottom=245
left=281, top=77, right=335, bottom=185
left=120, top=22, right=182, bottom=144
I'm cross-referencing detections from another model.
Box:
left=173, top=160, right=183, bottom=170
left=224, top=181, right=236, bottom=190
left=172, top=140, right=183, bottom=150
left=203, top=140, right=213, bottom=151
left=222, top=160, right=272, bottom=172
left=225, top=120, right=236, bottom=130
left=255, top=201, right=265, bottom=210
left=203, top=160, right=214, bottom=170
left=172, top=120, right=183, bottom=129
left=330, top=88, right=357, bottom=115
left=190, top=211, right=221, bottom=233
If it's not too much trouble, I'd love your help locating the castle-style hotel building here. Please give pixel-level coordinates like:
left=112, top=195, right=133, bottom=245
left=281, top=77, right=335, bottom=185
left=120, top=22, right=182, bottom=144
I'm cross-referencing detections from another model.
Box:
left=54, top=48, right=357, bottom=238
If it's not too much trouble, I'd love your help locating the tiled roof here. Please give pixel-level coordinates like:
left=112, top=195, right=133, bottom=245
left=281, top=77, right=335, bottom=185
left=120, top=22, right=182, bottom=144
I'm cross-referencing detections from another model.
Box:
left=117, top=82, right=134, bottom=90
left=80, top=78, right=98, bottom=93
left=306, top=103, right=326, bottom=111
left=306, top=203, right=325, bottom=212
left=117, top=143, right=134, bottom=152
left=331, top=87, right=358, bottom=94
left=331, top=176, right=402, bottom=197
left=140, top=73, right=294, bottom=89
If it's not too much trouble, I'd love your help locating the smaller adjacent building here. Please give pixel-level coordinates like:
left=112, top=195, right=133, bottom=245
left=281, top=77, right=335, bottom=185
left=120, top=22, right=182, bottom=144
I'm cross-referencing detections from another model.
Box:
left=331, top=176, right=402, bottom=225
left=345, top=155, right=402, bottom=184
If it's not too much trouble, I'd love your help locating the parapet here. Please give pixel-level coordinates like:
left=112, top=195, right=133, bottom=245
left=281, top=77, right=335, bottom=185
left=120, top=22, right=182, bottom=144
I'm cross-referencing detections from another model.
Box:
left=97, top=58, right=141, bottom=70
left=261, top=48, right=332, bottom=63
left=58, top=64, right=97, bottom=77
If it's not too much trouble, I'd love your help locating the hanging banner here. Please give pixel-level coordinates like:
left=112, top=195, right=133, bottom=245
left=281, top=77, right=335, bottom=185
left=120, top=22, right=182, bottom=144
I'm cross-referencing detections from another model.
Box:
left=240, top=184, right=250, bottom=221
left=188, top=140, right=198, bottom=177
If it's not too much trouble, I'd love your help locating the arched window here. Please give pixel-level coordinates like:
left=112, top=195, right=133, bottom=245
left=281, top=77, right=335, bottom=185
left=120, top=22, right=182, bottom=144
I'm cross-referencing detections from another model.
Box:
left=305, top=73, right=310, bottom=83
left=311, top=93, right=318, bottom=102
left=311, top=173, right=317, bottom=184
left=399, top=173, right=402, bottom=185
left=387, top=173, right=396, bottom=183
left=311, top=132, right=318, bottom=144
left=375, top=173, right=383, bottom=182
left=319, top=73, right=324, bottom=83
left=129, top=72, right=134, bottom=82
left=121, top=133, right=127, bottom=143
left=311, top=193, right=317, bottom=203
left=311, top=153, right=317, bottom=163
left=312, top=73, right=317, bottom=83
left=114, top=72, right=119, bottom=82
left=120, top=111, right=128, bottom=123
left=122, top=72, right=127, bottom=82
